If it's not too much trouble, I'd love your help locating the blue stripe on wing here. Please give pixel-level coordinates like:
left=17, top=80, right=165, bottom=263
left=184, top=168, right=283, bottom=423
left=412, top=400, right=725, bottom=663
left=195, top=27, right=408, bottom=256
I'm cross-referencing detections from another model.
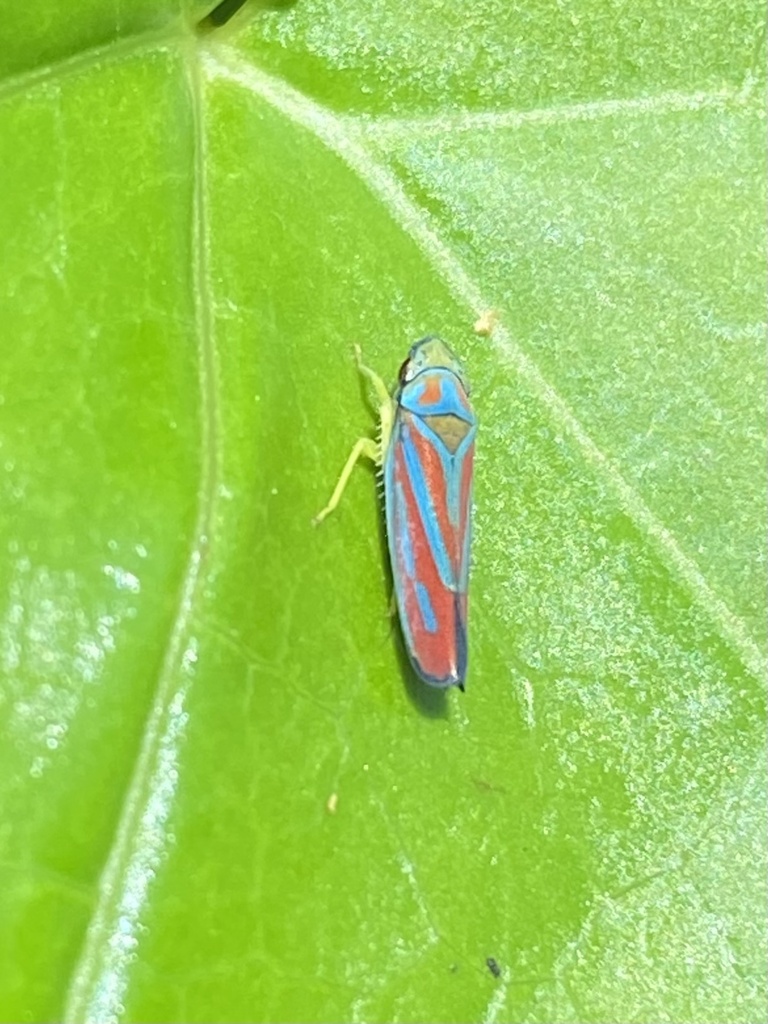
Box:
left=415, top=581, right=438, bottom=633
left=395, top=480, right=416, bottom=578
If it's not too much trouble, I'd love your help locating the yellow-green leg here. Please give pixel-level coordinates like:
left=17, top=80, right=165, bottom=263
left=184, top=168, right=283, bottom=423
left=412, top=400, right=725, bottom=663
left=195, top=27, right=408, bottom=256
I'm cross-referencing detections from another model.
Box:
left=312, top=346, right=395, bottom=526
left=353, top=344, right=391, bottom=413
left=312, top=436, right=380, bottom=525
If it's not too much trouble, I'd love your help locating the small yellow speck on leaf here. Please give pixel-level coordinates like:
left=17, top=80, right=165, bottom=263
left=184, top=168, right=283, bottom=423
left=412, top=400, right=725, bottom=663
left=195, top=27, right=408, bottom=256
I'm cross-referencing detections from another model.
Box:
left=474, top=309, right=500, bottom=337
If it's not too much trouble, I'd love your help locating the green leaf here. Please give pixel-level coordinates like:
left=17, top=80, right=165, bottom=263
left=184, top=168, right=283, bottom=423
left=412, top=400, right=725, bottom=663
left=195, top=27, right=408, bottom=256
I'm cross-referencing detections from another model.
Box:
left=0, top=2, right=765, bottom=1022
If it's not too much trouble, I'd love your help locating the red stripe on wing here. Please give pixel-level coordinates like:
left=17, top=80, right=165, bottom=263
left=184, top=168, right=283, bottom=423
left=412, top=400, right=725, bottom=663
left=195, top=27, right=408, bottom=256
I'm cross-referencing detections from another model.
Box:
left=406, top=422, right=463, bottom=578
left=390, top=430, right=463, bottom=684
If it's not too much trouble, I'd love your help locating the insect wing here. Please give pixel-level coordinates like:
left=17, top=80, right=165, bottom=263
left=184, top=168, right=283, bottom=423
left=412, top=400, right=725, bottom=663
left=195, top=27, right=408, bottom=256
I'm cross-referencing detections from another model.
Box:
left=385, top=369, right=476, bottom=687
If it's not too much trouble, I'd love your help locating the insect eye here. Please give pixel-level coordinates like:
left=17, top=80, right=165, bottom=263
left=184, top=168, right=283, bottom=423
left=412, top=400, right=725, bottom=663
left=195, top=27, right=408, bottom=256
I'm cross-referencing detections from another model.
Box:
left=398, top=357, right=412, bottom=383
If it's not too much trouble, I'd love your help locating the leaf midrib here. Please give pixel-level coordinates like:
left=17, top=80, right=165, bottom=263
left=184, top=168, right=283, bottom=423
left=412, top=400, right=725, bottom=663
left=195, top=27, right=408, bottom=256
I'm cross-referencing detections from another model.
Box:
left=61, top=39, right=222, bottom=1023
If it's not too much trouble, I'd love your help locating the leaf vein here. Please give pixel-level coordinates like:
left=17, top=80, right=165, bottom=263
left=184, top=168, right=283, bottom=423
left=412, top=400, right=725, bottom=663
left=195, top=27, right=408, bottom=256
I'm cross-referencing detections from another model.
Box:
left=205, top=45, right=766, bottom=686
left=62, top=48, right=221, bottom=1023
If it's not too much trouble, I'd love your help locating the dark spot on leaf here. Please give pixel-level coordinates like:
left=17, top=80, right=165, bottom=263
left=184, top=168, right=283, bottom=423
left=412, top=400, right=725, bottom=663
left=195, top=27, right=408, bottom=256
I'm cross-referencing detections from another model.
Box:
left=486, top=956, right=501, bottom=978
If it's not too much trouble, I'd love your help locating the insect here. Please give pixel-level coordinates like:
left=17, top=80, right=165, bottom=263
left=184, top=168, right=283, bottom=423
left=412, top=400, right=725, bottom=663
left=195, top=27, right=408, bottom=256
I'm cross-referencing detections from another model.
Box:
left=486, top=956, right=501, bottom=978
left=313, top=336, right=476, bottom=689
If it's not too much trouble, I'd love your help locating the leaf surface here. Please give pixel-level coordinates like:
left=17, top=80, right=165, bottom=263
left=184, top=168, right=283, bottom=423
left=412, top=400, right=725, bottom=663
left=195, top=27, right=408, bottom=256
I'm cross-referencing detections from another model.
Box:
left=0, top=2, right=765, bottom=1022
